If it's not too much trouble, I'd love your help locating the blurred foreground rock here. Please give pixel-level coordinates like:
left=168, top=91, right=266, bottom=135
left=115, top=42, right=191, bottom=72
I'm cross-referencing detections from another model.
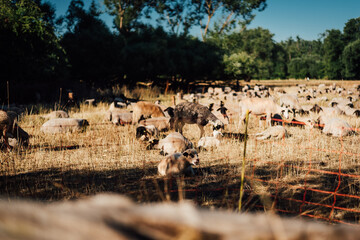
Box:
left=0, top=194, right=359, bottom=240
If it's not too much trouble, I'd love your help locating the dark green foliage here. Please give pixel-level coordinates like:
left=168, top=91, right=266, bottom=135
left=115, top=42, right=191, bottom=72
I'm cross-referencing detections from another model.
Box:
left=323, top=29, right=344, bottom=79
left=0, top=0, right=67, bottom=102
left=343, top=39, right=360, bottom=80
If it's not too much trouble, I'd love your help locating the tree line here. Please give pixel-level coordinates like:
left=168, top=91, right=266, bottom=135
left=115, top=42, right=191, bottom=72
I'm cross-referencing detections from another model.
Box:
left=1, top=0, right=360, bottom=103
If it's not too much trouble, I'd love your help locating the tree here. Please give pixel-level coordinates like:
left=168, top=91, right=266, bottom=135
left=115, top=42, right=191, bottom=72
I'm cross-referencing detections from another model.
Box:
left=103, top=0, right=156, bottom=33
left=223, top=52, right=257, bottom=82
left=61, top=0, right=119, bottom=87
left=323, top=29, right=344, bottom=79
left=343, top=17, right=360, bottom=45
left=343, top=39, right=360, bottom=79
left=0, top=0, right=67, bottom=102
left=192, top=0, right=267, bottom=41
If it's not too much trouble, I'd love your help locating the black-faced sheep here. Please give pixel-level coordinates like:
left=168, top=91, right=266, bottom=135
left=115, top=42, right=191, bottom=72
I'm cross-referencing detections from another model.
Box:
left=136, top=125, right=159, bottom=141
left=157, top=149, right=199, bottom=176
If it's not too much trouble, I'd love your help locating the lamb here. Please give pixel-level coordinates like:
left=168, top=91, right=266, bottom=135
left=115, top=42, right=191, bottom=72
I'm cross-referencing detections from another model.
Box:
left=279, top=94, right=303, bottom=117
left=171, top=102, right=224, bottom=139
left=148, top=132, right=194, bottom=156
left=255, top=125, right=289, bottom=140
left=198, top=130, right=223, bottom=150
left=157, top=149, right=200, bottom=176
left=318, top=117, right=354, bottom=137
left=40, top=118, right=89, bottom=134
left=132, top=101, right=165, bottom=124
left=136, top=125, right=159, bottom=141
left=238, top=97, right=287, bottom=127
left=138, top=117, right=171, bottom=132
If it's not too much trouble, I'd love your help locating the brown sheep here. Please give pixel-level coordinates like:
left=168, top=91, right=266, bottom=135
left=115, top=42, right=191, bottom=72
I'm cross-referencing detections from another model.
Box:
left=132, top=101, right=165, bottom=124
left=0, top=110, right=11, bottom=150
left=158, top=149, right=199, bottom=176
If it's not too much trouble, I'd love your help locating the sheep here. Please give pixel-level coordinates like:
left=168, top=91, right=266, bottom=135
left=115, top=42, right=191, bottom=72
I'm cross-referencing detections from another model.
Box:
left=279, top=94, right=303, bottom=117
left=171, top=102, right=224, bottom=139
left=198, top=130, right=223, bottom=150
left=40, top=118, right=89, bottom=134
left=132, top=101, right=165, bottom=124
left=3, top=111, right=30, bottom=148
left=110, top=111, right=133, bottom=125
left=255, top=126, right=289, bottom=140
left=318, top=117, right=354, bottom=137
left=136, top=125, right=159, bottom=141
left=44, top=110, right=69, bottom=119
left=138, top=117, right=171, bottom=132
left=148, top=132, right=194, bottom=156
left=157, top=149, right=199, bottom=176
left=238, top=97, right=287, bottom=127
left=310, top=104, right=344, bottom=116
left=0, top=110, right=11, bottom=150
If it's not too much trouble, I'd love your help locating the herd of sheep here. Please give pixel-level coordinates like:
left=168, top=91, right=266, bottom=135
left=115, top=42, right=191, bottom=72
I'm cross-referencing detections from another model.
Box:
left=1, top=82, right=360, bottom=177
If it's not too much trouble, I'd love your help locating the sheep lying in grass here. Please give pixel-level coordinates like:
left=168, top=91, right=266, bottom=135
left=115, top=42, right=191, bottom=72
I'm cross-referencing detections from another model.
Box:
left=255, top=126, right=289, bottom=140
left=171, top=102, right=224, bottom=139
left=138, top=117, right=171, bottom=132
left=148, top=132, right=193, bottom=155
left=136, top=125, right=159, bottom=141
left=158, top=149, right=199, bottom=176
left=318, top=116, right=354, bottom=137
left=198, top=130, right=223, bottom=150
left=41, top=118, right=89, bottom=134
left=132, top=101, right=165, bottom=124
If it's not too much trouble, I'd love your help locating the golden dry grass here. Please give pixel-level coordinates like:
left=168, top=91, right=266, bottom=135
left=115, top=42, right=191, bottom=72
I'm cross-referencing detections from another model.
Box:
left=1, top=80, right=360, bottom=224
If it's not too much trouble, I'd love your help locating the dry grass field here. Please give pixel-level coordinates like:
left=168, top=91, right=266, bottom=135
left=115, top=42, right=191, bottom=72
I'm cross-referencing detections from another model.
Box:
left=1, top=80, right=360, bottom=225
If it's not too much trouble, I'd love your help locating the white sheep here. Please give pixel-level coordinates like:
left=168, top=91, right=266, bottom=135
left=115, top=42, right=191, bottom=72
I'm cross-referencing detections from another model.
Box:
left=318, top=117, right=353, bottom=137
left=238, top=97, right=287, bottom=127
left=110, top=111, right=133, bottom=125
left=279, top=94, right=303, bottom=117
left=41, top=118, right=89, bottom=134
left=149, top=132, right=194, bottom=156
left=198, top=130, right=223, bottom=150
left=158, top=149, right=200, bottom=176
left=255, top=126, right=289, bottom=140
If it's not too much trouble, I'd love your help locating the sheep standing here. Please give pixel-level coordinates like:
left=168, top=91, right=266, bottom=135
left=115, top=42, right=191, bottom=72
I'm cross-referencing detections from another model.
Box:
left=171, top=102, right=224, bottom=139
left=255, top=126, right=289, bottom=140
left=158, top=149, right=199, bottom=176
left=198, top=130, right=223, bottom=150
left=41, top=118, right=89, bottom=134
left=238, top=98, right=286, bottom=127
left=138, top=117, right=171, bottom=132
left=132, top=101, right=165, bottom=124
left=279, top=94, right=303, bottom=118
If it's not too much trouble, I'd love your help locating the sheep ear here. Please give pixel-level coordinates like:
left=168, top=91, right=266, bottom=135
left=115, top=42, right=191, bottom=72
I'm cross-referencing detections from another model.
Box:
left=183, top=152, right=189, bottom=157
